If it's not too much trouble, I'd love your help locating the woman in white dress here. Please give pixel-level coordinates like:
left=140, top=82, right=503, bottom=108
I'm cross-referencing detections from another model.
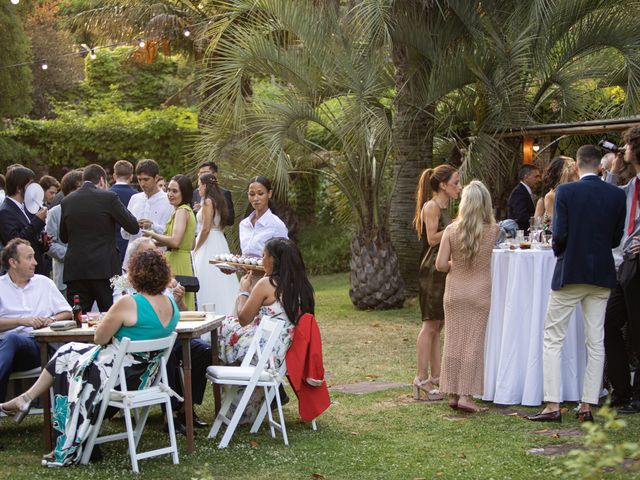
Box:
left=192, top=173, right=239, bottom=316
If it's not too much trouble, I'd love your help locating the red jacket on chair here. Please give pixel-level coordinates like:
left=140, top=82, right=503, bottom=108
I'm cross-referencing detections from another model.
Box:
left=285, top=313, right=331, bottom=422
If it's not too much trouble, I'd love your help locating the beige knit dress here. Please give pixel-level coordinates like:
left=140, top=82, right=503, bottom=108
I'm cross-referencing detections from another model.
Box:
left=440, top=222, right=500, bottom=396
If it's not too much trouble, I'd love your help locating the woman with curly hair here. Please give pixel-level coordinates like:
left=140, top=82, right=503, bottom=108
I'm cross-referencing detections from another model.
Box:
left=0, top=249, right=180, bottom=466
left=435, top=180, right=500, bottom=413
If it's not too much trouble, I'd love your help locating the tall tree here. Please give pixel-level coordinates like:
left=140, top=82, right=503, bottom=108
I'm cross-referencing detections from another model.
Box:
left=0, top=2, right=33, bottom=117
left=196, top=0, right=405, bottom=309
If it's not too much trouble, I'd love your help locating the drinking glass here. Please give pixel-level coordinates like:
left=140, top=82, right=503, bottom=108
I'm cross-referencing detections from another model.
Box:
left=515, top=230, right=525, bottom=243
left=201, top=303, right=216, bottom=313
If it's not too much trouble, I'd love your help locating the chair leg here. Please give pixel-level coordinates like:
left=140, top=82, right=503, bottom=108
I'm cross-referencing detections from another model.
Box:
left=250, top=400, right=269, bottom=434
left=133, top=406, right=151, bottom=449
left=208, top=385, right=236, bottom=439
left=218, top=384, right=257, bottom=449
left=122, top=405, right=140, bottom=474
left=311, top=419, right=317, bottom=431
left=80, top=398, right=110, bottom=465
left=164, top=398, right=180, bottom=465
left=265, top=386, right=276, bottom=439
left=273, top=385, right=288, bottom=446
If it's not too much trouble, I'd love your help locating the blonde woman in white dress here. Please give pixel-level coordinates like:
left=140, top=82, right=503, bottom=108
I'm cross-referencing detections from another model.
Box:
left=192, top=173, right=239, bottom=321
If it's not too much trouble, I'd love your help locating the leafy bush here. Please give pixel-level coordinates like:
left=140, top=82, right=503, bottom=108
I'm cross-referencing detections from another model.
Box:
left=298, top=222, right=351, bottom=275
left=557, top=405, right=640, bottom=479
left=6, top=104, right=198, bottom=178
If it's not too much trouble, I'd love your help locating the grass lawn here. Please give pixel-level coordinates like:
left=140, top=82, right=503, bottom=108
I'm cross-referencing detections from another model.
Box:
left=2, top=273, right=639, bottom=479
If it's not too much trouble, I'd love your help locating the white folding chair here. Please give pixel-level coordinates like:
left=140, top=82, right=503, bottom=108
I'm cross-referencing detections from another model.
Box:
left=249, top=362, right=318, bottom=434
left=1, top=368, right=44, bottom=417
left=206, top=316, right=287, bottom=448
left=80, top=332, right=181, bottom=473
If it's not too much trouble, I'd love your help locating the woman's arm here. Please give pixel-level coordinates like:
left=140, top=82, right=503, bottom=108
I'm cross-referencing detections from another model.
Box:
left=423, top=201, right=444, bottom=247
left=544, top=191, right=555, bottom=217
left=143, top=208, right=188, bottom=249
left=194, top=199, right=213, bottom=252
left=94, top=296, right=135, bottom=346
left=534, top=197, right=544, bottom=218
left=236, top=274, right=272, bottom=327
left=435, top=226, right=452, bottom=273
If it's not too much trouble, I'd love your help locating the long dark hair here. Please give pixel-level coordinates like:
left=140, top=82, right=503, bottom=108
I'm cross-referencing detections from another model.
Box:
left=244, top=175, right=279, bottom=218
left=171, top=174, right=193, bottom=208
left=413, top=165, right=457, bottom=239
left=199, top=173, right=228, bottom=228
left=541, top=157, right=567, bottom=195
left=264, top=237, right=314, bottom=324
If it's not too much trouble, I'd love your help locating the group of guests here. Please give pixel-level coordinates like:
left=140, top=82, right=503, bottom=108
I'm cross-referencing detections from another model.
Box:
left=0, top=158, right=328, bottom=467
left=413, top=126, right=640, bottom=420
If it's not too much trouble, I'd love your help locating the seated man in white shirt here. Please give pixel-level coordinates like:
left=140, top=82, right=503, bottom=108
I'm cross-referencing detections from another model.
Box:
left=0, top=238, right=72, bottom=401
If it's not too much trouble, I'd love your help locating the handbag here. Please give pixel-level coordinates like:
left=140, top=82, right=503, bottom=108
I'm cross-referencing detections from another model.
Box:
left=174, top=275, right=200, bottom=293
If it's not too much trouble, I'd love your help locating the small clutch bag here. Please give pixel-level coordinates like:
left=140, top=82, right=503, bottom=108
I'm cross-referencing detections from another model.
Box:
left=174, top=275, right=200, bottom=293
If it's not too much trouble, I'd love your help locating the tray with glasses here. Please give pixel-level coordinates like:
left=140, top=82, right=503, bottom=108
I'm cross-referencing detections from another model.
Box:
left=209, top=254, right=265, bottom=272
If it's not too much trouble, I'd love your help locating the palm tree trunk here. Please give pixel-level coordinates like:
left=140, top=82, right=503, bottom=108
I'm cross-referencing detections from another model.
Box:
left=389, top=40, right=434, bottom=295
left=349, top=226, right=405, bottom=309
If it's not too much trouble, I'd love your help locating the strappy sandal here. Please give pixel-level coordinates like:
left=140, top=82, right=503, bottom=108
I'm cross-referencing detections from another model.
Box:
left=412, top=377, right=444, bottom=401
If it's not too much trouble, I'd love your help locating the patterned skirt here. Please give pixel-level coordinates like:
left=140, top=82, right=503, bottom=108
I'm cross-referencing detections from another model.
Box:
left=44, top=340, right=161, bottom=467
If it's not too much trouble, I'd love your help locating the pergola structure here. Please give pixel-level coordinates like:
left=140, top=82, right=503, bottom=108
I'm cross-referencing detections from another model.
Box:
left=500, top=116, right=640, bottom=163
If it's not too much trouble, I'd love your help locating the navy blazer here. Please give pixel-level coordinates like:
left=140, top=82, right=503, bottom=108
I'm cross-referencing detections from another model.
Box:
left=109, top=183, right=139, bottom=265
left=0, top=198, right=47, bottom=275
left=551, top=175, right=626, bottom=290
left=507, top=183, right=535, bottom=231
left=60, top=183, right=140, bottom=282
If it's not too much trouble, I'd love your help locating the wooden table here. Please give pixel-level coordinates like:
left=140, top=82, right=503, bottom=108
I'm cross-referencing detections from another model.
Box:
left=31, top=315, right=224, bottom=454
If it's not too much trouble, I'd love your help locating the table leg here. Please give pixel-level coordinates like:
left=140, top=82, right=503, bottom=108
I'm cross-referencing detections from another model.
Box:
left=39, top=342, right=53, bottom=452
left=181, top=338, right=194, bottom=454
left=210, top=328, right=221, bottom=415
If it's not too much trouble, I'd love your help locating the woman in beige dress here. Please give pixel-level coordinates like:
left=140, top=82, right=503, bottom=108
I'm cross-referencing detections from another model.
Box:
left=412, top=165, right=461, bottom=401
left=435, top=180, right=500, bottom=413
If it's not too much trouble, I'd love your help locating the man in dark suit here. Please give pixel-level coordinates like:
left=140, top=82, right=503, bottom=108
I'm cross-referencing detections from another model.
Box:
left=507, top=164, right=541, bottom=231
left=192, top=161, right=235, bottom=226
left=0, top=166, right=49, bottom=275
left=528, top=145, right=626, bottom=423
left=603, top=126, right=640, bottom=413
left=60, top=164, right=139, bottom=312
left=109, top=160, right=138, bottom=267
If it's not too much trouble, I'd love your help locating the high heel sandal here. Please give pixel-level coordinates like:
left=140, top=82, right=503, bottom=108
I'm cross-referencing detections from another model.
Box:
left=412, top=377, right=444, bottom=401
left=12, top=394, right=33, bottom=424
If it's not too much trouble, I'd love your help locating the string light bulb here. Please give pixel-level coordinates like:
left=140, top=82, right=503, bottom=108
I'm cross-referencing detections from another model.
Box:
left=182, top=27, right=191, bottom=37
left=40, top=61, right=48, bottom=70
left=138, top=38, right=146, bottom=48
left=11, top=0, right=20, bottom=5
left=89, top=49, right=97, bottom=60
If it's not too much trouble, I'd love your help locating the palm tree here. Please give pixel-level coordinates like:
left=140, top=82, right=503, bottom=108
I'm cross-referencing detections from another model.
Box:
left=195, top=0, right=405, bottom=309
left=387, top=0, right=640, bottom=291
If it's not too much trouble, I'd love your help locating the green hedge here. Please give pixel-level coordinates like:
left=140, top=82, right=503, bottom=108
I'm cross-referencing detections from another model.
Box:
left=4, top=105, right=198, bottom=178
left=298, top=222, right=351, bottom=275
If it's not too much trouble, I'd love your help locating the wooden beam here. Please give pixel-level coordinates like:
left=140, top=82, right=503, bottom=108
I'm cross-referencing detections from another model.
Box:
left=500, top=118, right=640, bottom=138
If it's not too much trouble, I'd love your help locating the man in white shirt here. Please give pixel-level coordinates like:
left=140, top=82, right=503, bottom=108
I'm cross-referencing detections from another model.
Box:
left=121, top=159, right=173, bottom=267
left=0, top=238, right=72, bottom=401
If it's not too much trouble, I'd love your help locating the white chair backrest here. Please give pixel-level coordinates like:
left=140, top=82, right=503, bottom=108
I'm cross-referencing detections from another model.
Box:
left=106, top=332, right=178, bottom=396
left=240, top=316, right=284, bottom=374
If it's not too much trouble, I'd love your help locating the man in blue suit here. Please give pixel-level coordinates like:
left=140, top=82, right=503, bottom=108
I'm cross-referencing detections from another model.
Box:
left=528, top=145, right=626, bottom=423
left=109, top=160, right=138, bottom=268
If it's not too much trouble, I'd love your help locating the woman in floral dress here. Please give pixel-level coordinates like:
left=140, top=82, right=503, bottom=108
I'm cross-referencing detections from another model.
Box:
left=218, top=237, right=315, bottom=423
left=0, top=250, right=179, bottom=466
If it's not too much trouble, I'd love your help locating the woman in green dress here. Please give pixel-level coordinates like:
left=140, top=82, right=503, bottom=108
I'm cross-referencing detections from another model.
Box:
left=142, top=174, right=197, bottom=310
left=412, top=165, right=461, bottom=401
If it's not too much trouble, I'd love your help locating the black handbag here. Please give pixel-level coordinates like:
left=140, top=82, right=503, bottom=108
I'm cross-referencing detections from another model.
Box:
left=174, top=275, right=200, bottom=293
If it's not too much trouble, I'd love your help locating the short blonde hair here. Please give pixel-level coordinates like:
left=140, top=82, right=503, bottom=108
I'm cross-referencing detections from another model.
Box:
left=457, top=180, right=495, bottom=261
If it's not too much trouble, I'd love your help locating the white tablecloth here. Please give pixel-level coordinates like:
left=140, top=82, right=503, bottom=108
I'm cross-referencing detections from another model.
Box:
left=482, top=249, right=586, bottom=406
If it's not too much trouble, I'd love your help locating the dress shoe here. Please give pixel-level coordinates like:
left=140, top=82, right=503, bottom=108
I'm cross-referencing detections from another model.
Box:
left=617, top=400, right=640, bottom=415
left=1, top=394, right=33, bottom=424
left=576, top=410, right=594, bottom=422
left=526, top=410, right=562, bottom=423
left=609, top=393, right=631, bottom=407
left=192, top=410, right=208, bottom=429
left=166, top=416, right=187, bottom=436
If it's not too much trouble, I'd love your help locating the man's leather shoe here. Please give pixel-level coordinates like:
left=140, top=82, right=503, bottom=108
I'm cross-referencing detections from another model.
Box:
left=526, top=410, right=561, bottom=422
left=166, top=416, right=187, bottom=436
left=609, top=393, right=631, bottom=407
left=617, top=400, right=640, bottom=415
left=192, top=411, right=208, bottom=429
left=576, top=410, right=594, bottom=422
